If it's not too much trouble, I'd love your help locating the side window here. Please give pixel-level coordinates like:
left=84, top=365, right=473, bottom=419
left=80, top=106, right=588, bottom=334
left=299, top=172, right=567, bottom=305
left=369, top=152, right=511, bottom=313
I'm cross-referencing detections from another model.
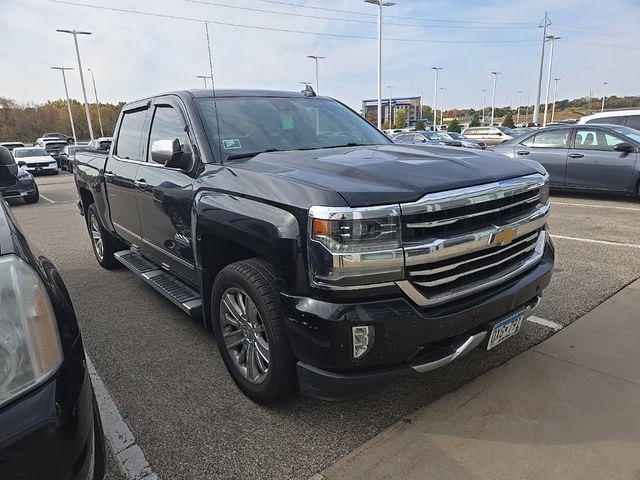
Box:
left=115, top=109, right=147, bottom=160
left=148, top=105, right=189, bottom=163
left=585, top=116, right=619, bottom=125
left=522, top=129, right=569, bottom=148
left=574, top=129, right=622, bottom=151
left=625, top=115, right=640, bottom=131
left=604, top=132, right=626, bottom=149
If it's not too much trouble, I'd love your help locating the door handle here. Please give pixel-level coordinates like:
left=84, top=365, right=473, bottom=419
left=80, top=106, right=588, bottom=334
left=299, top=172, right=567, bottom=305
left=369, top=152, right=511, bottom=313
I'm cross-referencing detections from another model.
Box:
left=568, top=153, right=584, bottom=158
left=516, top=150, right=530, bottom=156
left=103, top=171, right=115, bottom=179
left=134, top=179, right=148, bottom=191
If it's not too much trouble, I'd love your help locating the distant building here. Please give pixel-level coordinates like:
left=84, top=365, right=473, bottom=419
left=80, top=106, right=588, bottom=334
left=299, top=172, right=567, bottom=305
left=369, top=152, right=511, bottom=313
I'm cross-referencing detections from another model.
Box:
left=362, top=96, right=422, bottom=127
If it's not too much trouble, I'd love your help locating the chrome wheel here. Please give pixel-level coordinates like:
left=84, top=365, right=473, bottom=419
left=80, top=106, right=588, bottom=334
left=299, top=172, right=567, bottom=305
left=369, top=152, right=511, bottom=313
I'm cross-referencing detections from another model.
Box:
left=219, top=287, right=270, bottom=384
left=90, top=214, right=104, bottom=262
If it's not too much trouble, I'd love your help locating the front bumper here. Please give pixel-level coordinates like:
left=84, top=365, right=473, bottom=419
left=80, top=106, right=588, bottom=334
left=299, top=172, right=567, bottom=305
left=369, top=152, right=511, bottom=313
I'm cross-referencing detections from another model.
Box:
left=24, top=164, right=57, bottom=174
left=0, top=180, right=37, bottom=199
left=283, top=239, right=554, bottom=401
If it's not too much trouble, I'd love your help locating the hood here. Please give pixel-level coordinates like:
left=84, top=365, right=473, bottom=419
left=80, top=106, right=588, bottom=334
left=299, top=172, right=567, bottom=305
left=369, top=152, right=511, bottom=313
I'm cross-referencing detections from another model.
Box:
left=21, top=155, right=55, bottom=163
left=229, top=144, right=545, bottom=207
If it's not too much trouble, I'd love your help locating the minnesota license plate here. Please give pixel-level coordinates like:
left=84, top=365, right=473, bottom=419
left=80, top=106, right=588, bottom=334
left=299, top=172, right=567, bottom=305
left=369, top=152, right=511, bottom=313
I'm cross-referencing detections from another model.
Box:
left=487, top=310, right=526, bottom=350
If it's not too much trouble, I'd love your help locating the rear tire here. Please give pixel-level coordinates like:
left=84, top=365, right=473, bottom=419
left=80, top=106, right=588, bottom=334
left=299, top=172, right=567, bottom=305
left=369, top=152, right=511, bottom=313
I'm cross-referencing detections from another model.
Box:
left=211, top=259, right=297, bottom=404
left=87, top=203, right=119, bottom=270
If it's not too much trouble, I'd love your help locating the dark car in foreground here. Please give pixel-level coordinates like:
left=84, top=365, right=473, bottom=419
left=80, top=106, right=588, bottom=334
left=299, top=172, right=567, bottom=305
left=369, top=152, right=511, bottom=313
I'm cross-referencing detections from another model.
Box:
left=74, top=88, right=553, bottom=403
left=0, top=146, right=105, bottom=479
left=493, top=124, right=640, bottom=196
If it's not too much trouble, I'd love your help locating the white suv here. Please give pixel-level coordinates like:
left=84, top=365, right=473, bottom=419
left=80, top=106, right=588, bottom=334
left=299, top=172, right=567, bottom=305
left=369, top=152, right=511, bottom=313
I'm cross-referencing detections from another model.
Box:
left=578, top=110, right=640, bottom=130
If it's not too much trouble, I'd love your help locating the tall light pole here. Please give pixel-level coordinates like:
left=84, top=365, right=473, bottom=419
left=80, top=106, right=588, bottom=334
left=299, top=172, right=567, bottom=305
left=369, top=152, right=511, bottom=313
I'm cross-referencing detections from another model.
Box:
left=439, top=87, right=446, bottom=127
left=601, top=82, right=608, bottom=112
left=57, top=29, right=94, bottom=141
left=490, top=71, right=500, bottom=126
left=51, top=66, right=77, bottom=144
left=517, top=90, right=523, bottom=125
left=542, top=35, right=560, bottom=127
left=533, top=12, right=550, bottom=125
left=551, top=78, right=561, bottom=124
left=526, top=92, right=530, bottom=124
left=365, top=0, right=395, bottom=130
left=306, top=55, right=326, bottom=94
left=386, top=85, right=394, bottom=128
left=481, top=89, right=487, bottom=125
left=431, top=67, right=442, bottom=130
left=87, top=68, right=104, bottom=137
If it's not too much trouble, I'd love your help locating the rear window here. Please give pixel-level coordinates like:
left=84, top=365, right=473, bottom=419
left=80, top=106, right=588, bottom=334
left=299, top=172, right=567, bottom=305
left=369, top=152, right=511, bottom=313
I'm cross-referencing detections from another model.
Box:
left=585, top=116, right=621, bottom=125
left=44, top=142, right=67, bottom=151
left=115, top=109, right=148, bottom=160
left=624, top=115, right=640, bottom=131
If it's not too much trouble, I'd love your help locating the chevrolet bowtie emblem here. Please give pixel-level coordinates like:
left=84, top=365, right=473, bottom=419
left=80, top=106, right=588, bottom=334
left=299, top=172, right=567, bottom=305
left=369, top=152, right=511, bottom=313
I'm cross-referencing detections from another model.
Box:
left=494, top=226, right=518, bottom=245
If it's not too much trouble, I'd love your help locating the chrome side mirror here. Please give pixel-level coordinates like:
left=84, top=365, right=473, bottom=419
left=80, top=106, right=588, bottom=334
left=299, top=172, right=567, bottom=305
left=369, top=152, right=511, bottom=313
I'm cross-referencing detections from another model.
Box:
left=151, top=139, right=191, bottom=169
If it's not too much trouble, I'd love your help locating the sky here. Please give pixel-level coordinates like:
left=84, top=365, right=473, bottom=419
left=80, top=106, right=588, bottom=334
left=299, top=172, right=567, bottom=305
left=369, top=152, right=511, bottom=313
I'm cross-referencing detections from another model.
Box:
left=1, top=0, right=639, bottom=112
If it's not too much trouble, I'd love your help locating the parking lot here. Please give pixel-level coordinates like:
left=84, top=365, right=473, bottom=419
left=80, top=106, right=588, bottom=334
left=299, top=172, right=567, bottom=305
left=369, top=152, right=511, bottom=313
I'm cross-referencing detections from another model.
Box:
left=7, top=172, right=640, bottom=480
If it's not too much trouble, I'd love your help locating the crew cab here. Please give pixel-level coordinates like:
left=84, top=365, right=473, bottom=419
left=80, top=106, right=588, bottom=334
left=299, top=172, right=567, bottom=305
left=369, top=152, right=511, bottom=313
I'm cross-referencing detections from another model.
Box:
left=74, top=89, right=554, bottom=403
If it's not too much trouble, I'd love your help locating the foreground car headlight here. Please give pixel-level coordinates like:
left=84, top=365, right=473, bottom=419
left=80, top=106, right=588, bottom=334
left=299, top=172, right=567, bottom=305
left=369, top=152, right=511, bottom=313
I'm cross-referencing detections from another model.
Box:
left=539, top=176, right=550, bottom=205
left=308, top=205, right=404, bottom=288
left=0, top=255, right=62, bottom=408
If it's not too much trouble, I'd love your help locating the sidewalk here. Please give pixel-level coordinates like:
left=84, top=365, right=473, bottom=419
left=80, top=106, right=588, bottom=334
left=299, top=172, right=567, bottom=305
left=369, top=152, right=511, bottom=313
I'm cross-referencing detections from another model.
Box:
left=315, top=280, right=640, bottom=480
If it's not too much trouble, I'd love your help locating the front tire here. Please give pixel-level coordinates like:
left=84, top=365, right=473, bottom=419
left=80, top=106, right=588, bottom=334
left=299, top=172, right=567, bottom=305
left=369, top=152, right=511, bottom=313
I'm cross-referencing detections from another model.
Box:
left=24, top=186, right=39, bottom=204
left=87, top=203, right=119, bottom=269
left=211, top=259, right=296, bottom=404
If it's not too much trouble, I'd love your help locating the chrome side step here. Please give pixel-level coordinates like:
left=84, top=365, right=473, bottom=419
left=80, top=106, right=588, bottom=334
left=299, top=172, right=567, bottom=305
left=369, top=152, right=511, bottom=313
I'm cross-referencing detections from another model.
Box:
left=114, top=250, right=202, bottom=317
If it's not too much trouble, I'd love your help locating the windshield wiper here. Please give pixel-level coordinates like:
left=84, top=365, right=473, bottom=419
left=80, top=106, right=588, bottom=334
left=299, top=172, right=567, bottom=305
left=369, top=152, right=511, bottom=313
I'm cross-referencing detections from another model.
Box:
left=321, top=143, right=374, bottom=149
left=226, top=149, right=279, bottom=160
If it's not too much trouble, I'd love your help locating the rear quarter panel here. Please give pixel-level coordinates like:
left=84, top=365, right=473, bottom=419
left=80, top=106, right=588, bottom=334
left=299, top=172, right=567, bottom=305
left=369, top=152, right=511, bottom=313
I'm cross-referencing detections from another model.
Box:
left=74, top=151, right=114, bottom=232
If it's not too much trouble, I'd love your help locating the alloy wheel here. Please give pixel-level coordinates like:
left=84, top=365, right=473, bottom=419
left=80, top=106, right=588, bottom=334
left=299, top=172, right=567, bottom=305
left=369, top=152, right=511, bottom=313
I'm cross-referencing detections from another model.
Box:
left=90, top=215, right=104, bottom=262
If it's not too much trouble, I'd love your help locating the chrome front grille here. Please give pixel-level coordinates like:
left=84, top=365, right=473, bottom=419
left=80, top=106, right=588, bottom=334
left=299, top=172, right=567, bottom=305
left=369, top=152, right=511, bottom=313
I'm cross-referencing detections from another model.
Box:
left=397, top=173, right=550, bottom=307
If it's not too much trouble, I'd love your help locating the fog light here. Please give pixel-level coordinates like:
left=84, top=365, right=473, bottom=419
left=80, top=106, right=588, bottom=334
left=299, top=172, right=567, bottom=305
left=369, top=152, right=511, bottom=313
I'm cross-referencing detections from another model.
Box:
left=352, top=325, right=374, bottom=359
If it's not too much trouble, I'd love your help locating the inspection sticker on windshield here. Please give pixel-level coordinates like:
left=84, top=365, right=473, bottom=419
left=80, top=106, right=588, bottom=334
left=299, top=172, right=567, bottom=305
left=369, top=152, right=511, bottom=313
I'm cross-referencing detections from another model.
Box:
left=222, top=138, right=242, bottom=149
left=487, top=309, right=526, bottom=350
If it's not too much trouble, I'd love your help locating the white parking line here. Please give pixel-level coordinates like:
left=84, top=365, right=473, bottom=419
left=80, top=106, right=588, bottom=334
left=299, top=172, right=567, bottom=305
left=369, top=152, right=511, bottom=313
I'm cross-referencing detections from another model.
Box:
left=527, top=315, right=563, bottom=331
left=86, top=356, right=158, bottom=480
left=551, top=234, right=640, bottom=249
left=552, top=201, right=640, bottom=212
left=38, top=193, right=55, bottom=204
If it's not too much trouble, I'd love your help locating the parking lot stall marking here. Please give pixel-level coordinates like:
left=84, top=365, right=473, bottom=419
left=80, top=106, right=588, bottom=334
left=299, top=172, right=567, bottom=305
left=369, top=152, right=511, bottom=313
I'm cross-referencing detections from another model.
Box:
left=38, top=193, right=55, bottom=204
left=526, top=315, right=563, bottom=331
left=86, top=355, right=158, bottom=480
left=552, top=201, right=640, bottom=213
left=550, top=234, right=640, bottom=250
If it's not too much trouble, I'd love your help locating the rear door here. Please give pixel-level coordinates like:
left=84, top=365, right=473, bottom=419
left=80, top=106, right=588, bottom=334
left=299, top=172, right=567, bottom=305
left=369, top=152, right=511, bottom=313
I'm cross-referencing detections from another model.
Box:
left=105, top=107, right=149, bottom=246
left=136, top=97, right=197, bottom=286
left=515, top=128, right=571, bottom=186
left=565, top=127, right=636, bottom=191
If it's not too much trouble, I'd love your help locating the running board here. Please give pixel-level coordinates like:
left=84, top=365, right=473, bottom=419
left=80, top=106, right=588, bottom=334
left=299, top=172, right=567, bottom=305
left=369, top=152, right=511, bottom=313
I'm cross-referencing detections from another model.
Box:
left=114, top=250, right=202, bottom=317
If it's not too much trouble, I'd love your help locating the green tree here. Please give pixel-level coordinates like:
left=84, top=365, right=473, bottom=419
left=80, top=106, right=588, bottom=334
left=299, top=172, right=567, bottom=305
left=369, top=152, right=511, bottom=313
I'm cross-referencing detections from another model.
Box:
left=394, top=109, right=407, bottom=129
left=468, top=115, right=480, bottom=127
left=447, top=119, right=462, bottom=133
left=415, top=120, right=426, bottom=131
left=421, top=105, right=433, bottom=119
left=502, top=112, right=515, bottom=128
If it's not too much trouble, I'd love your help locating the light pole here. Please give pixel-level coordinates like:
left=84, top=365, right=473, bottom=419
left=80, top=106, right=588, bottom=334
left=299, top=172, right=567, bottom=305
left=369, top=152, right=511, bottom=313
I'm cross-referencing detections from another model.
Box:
left=365, top=0, right=395, bottom=130
left=517, top=90, right=523, bottom=125
left=431, top=67, right=442, bottom=130
left=481, top=89, right=486, bottom=125
left=386, top=85, right=394, bottom=128
left=57, top=29, right=94, bottom=141
left=601, top=82, right=608, bottom=112
left=542, top=35, right=560, bottom=127
left=533, top=12, right=550, bottom=125
left=439, top=87, right=446, bottom=127
left=51, top=66, right=77, bottom=144
left=526, top=92, right=530, bottom=124
left=551, top=78, right=561, bottom=124
left=490, top=71, right=500, bottom=126
left=87, top=68, right=104, bottom=137
left=306, top=55, right=326, bottom=94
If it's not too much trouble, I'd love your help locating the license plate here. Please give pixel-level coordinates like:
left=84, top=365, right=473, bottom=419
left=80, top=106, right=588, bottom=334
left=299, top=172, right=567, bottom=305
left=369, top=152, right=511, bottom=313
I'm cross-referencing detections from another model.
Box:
left=487, top=310, right=526, bottom=350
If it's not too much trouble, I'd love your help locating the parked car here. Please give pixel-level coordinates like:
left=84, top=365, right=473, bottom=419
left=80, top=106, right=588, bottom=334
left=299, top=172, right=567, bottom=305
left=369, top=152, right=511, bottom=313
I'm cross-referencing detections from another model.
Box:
left=577, top=109, right=640, bottom=130
left=60, top=145, right=94, bottom=171
left=393, top=131, right=463, bottom=147
left=437, top=131, right=486, bottom=149
left=36, top=132, right=75, bottom=145
left=42, top=140, right=69, bottom=167
left=87, top=137, right=113, bottom=152
left=0, top=162, right=39, bottom=203
left=493, top=124, right=640, bottom=196
left=12, top=146, right=59, bottom=175
left=0, top=146, right=105, bottom=479
left=74, top=89, right=553, bottom=403
left=0, top=142, right=25, bottom=151
left=462, top=126, right=517, bottom=145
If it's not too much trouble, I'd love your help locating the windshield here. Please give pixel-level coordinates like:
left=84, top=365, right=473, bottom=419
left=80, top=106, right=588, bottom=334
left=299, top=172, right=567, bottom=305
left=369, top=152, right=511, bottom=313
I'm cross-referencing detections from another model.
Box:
left=197, top=96, right=390, bottom=161
left=14, top=148, right=50, bottom=157
left=611, top=125, right=640, bottom=144
left=497, top=126, right=517, bottom=135
left=447, top=132, right=462, bottom=139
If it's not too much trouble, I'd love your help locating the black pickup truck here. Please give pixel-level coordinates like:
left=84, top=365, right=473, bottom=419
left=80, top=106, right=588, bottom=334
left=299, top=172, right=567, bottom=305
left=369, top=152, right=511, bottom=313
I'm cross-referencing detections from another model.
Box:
left=74, top=88, right=554, bottom=403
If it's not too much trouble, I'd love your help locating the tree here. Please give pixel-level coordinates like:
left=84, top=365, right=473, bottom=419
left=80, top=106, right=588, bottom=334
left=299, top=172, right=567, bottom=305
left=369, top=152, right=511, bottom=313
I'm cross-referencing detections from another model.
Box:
left=394, top=109, right=407, bottom=129
left=502, top=112, right=515, bottom=128
left=468, top=115, right=480, bottom=127
left=421, top=105, right=433, bottom=119
left=415, top=120, right=425, bottom=131
left=447, top=119, right=462, bottom=133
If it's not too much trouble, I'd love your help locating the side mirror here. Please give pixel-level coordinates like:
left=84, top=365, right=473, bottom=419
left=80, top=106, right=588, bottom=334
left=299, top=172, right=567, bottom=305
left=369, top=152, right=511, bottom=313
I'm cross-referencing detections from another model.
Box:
left=151, top=139, right=191, bottom=169
left=0, top=146, right=18, bottom=185
left=614, top=142, right=635, bottom=153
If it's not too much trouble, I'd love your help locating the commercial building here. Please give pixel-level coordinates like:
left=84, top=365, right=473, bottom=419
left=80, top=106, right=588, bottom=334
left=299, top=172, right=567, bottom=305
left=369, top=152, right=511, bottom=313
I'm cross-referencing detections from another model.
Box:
left=361, top=96, right=422, bottom=127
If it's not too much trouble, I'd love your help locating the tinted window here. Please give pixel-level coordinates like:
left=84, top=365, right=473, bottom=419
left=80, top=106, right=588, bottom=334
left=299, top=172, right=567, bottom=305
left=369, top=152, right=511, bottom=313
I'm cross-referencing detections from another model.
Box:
left=116, top=109, right=147, bottom=160
left=394, top=134, right=413, bottom=142
left=522, top=129, right=570, bottom=148
left=585, top=116, right=620, bottom=125
left=624, top=115, right=640, bottom=131
left=148, top=106, right=189, bottom=162
left=574, top=128, right=625, bottom=151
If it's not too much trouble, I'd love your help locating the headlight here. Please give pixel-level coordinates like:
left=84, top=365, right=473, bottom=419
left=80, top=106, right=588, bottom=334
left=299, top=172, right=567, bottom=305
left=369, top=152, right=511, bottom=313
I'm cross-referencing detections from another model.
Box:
left=539, top=177, right=550, bottom=205
left=0, top=255, right=62, bottom=408
left=307, top=205, right=404, bottom=289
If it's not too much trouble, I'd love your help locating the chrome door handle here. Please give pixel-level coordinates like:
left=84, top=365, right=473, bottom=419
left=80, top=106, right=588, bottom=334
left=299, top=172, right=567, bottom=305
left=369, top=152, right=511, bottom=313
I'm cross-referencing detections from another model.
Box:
left=516, top=150, right=530, bottom=155
left=134, top=179, right=148, bottom=190
left=568, top=153, right=584, bottom=158
left=103, top=171, right=115, bottom=179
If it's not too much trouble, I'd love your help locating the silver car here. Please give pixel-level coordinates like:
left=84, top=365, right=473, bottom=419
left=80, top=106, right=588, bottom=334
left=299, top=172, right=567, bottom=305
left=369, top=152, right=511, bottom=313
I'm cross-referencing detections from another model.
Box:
left=493, top=124, right=640, bottom=196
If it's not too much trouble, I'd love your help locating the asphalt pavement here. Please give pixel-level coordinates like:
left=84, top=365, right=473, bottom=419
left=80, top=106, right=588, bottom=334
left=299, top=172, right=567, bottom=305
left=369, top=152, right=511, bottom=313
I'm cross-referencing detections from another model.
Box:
left=7, top=173, right=640, bottom=480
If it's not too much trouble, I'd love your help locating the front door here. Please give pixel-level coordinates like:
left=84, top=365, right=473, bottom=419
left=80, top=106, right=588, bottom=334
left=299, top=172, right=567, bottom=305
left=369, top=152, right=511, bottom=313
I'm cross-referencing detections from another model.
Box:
left=105, top=107, right=148, bottom=246
left=136, top=99, right=197, bottom=286
left=516, top=128, right=571, bottom=186
left=565, top=127, right=636, bottom=191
